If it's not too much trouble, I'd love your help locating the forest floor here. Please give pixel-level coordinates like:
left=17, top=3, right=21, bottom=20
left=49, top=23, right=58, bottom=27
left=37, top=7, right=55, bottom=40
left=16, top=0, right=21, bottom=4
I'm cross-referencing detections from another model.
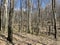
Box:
left=0, top=32, right=60, bottom=45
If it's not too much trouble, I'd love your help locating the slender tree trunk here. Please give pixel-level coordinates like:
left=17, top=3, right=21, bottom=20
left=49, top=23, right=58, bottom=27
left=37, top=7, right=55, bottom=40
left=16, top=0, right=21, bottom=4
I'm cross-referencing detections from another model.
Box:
left=1, top=0, right=4, bottom=30
left=26, top=0, right=32, bottom=33
left=0, top=0, right=2, bottom=31
left=26, top=0, right=28, bottom=33
left=7, top=0, right=14, bottom=43
left=27, top=0, right=30, bottom=33
left=36, top=0, right=40, bottom=35
left=21, top=0, right=23, bottom=32
left=52, top=0, right=57, bottom=39
left=4, top=0, right=8, bottom=33
left=29, top=0, right=32, bottom=33
left=0, top=0, right=4, bottom=31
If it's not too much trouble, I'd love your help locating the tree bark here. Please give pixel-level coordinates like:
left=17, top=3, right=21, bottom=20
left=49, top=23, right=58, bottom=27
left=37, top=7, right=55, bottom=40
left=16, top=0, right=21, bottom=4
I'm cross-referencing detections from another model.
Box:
left=27, top=0, right=32, bottom=33
left=7, top=0, right=14, bottom=43
left=4, top=0, right=8, bottom=33
left=52, top=0, right=57, bottom=39
left=36, top=0, right=40, bottom=35
left=0, top=0, right=2, bottom=31
left=29, top=0, right=32, bottom=33
left=27, top=0, right=30, bottom=33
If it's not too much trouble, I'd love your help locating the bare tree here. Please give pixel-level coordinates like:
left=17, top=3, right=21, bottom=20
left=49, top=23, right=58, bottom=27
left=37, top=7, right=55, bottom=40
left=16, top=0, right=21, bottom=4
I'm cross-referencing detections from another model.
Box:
left=52, top=0, right=57, bottom=39
left=26, top=0, right=32, bottom=33
left=7, top=0, right=14, bottom=43
left=29, top=0, right=32, bottom=33
left=0, top=0, right=2, bottom=31
left=4, top=0, right=8, bottom=33
left=36, top=0, right=40, bottom=35
left=27, top=0, right=30, bottom=33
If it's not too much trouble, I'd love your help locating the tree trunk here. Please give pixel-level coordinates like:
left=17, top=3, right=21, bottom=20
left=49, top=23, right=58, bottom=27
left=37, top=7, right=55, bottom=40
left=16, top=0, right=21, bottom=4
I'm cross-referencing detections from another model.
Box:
left=36, top=0, right=40, bottom=35
left=4, top=0, right=8, bottom=33
left=26, top=0, right=32, bottom=33
left=29, top=0, right=32, bottom=33
left=0, top=0, right=2, bottom=31
left=7, top=0, right=14, bottom=43
left=52, top=0, right=57, bottom=39
left=27, top=0, right=30, bottom=33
